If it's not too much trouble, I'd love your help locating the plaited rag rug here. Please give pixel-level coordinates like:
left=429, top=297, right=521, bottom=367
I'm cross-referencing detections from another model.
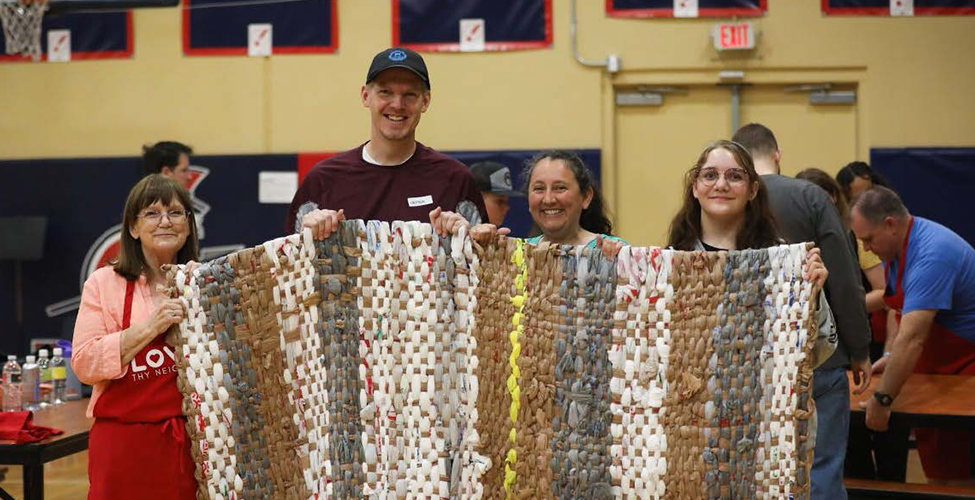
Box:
left=168, top=220, right=819, bottom=500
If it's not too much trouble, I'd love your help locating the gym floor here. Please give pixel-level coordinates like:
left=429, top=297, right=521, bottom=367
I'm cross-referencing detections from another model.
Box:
left=0, top=450, right=928, bottom=498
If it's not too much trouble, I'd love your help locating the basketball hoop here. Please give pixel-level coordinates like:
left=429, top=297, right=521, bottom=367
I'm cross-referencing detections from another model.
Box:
left=0, top=0, right=48, bottom=61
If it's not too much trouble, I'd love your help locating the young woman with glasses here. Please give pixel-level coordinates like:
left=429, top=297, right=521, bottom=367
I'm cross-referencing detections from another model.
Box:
left=668, top=140, right=828, bottom=287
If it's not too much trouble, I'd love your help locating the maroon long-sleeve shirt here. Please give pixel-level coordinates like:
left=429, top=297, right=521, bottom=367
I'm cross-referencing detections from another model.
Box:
left=285, top=142, right=487, bottom=232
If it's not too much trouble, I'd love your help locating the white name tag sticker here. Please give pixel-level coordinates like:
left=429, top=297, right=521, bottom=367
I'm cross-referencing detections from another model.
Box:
left=408, top=195, right=434, bottom=207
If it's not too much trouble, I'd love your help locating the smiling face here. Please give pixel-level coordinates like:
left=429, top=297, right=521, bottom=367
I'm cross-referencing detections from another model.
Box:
left=692, top=147, right=759, bottom=222
left=129, top=199, right=190, bottom=264
left=361, top=68, right=431, bottom=144
left=528, top=158, right=593, bottom=243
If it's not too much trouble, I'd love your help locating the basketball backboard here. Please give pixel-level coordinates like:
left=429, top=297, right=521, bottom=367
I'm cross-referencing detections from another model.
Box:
left=1, top=0, right=175, bottom=61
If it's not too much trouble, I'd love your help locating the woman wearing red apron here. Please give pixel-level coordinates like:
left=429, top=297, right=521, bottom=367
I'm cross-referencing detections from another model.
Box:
left=852, top=188, right=975, bottom=482
left=72, top=175, right=200, bottom=499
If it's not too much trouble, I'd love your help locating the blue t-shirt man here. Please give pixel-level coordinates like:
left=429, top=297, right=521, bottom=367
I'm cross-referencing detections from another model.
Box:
left=887, top=217, right=975, bottom=341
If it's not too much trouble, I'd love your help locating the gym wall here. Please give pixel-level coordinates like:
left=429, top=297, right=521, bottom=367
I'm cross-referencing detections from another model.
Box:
left=1, top=1, right=973, bottom=350
left=1, top=1, right=972, bottom=231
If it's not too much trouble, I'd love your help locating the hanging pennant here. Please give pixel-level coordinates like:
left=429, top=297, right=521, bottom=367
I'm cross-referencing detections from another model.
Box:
left=393, top=0, right=552, bottom=52
left=823, top=0, right=974, bottom=16
left=184, top=0, right=336, bottom=56
left=606, top=0, right=766, bottom=18
left=0, top=11, right=131, bottom=62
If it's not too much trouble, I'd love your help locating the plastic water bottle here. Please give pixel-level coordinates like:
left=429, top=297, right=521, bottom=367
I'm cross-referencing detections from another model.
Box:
left=37, top=349, right=52, bottom=407
left=3, top=355, right=22, bottom=412
left=22, top=355, right=40, bottom=411
left=51, top=348, right=67, bottom=405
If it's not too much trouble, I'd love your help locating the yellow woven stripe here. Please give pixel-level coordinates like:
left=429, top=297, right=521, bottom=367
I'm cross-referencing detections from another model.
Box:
left=503, top=240, right=528, bottom=498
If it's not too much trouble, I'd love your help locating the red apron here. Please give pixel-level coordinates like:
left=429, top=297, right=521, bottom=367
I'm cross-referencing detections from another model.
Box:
left=885, top=217, right=975, bottom=480
left=88, top=280, right=196, bottom=499
left=870, top=310, right=887, bottom=345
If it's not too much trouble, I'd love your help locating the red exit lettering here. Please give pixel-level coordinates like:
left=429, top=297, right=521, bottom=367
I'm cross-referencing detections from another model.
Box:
left=713, top=23, right=755, bottom=51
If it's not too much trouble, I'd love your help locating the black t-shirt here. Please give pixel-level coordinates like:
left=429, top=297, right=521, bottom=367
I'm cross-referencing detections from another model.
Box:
left=701, top=241, right=726, bottom=252
left=285, top=142, right=487, bottom=232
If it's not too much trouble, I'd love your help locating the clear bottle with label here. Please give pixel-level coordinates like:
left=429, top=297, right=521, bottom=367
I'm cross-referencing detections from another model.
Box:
left=51, top=348, right=67, bottom=404
left=2, top=355, right=22, bottom=412
left=22, top=355, right=40, bottom=411
left=37, top=349, right=52, bottom=407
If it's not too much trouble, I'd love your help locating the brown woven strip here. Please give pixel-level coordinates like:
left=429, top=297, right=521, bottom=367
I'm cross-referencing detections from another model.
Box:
left=472, top=237, right=517, bottom=500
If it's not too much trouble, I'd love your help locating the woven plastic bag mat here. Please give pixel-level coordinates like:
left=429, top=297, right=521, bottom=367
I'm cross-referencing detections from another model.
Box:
left=168, top=223, right=818, bottom=500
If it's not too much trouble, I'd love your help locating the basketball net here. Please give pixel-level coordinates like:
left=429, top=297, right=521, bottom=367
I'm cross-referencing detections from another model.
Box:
left=0, top=0, right=48, bottom=61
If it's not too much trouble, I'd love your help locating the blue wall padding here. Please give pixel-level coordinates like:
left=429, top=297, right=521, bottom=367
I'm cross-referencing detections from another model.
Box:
left=871, top=147, right=975, bottom=246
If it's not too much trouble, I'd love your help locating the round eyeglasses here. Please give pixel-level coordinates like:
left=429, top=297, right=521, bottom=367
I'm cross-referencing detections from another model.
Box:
left=696, top=167, right=749, bottom=187
left=138, top=209, right=190, bottom=225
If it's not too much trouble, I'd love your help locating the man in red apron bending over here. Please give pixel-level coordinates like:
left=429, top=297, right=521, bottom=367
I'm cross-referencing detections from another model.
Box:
left=851, top=186, right=975, bottom=484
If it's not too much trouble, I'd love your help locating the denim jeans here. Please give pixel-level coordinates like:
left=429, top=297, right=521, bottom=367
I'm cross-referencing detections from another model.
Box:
left=811, top=367, right=849, bottom=500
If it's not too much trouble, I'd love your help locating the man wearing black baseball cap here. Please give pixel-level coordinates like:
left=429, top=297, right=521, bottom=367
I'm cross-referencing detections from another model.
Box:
left=366, top=47, right=430, bottom=89
left=286, top=47, right=486, bottom=237
left=470, top=161, right=524, bottom=226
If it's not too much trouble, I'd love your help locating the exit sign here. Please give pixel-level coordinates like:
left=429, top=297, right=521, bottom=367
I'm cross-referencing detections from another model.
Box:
left=712, top=23, right=756, bottom=51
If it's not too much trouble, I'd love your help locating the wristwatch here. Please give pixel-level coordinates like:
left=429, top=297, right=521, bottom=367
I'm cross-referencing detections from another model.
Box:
left=873, top=391, right=894, bottom=407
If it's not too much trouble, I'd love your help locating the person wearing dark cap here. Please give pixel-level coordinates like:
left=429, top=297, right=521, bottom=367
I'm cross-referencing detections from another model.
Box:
left=470, top=161, right=523, bottom=226
left=286, top=47, right=487, bottom=237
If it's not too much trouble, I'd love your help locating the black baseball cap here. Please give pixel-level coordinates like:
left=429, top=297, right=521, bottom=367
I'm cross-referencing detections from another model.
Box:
left=470, top=161, right=523, bottom=197
left=366, top=47, right=430, bottom=89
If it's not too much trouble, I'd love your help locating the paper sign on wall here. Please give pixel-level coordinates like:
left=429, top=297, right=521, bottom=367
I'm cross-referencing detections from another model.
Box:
left=890, top=0, right=914, bottom=16
left=47, top=30, right=71, bottom=62
left=459, top=18, right=485, bottom=52
left=258, top=171, right=297, bottom=204
left=674, top=0, right=699, bottom=17
left=248, top=23, right=272, bottom=56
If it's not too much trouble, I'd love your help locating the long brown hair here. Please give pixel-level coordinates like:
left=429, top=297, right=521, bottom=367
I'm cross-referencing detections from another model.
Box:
left=113, top=174, right=199, bottom=281
left=796, top=167, right=850, bottom=230
left=667, top=140, right=780, bottom=250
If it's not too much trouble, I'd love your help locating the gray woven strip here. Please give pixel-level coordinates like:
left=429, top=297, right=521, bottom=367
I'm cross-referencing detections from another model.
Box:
left=315, top=221, right=366, bottom=498
left=199, top=258, right=275, bottom=499
left=705, top=250, right=767, bottom=500
left=551, top=246, right=615, bottom=500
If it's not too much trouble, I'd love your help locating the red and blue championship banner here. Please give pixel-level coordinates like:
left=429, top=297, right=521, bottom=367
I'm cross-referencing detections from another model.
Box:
left=606, top=0, right=766, bottom=18
left=0, top=11, right=131, bottom=62
left=392, top=0, right=552, bottom=52
left=183, top=0, right=336, bottom=55
left=822, top=0, right=975, bottom=16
